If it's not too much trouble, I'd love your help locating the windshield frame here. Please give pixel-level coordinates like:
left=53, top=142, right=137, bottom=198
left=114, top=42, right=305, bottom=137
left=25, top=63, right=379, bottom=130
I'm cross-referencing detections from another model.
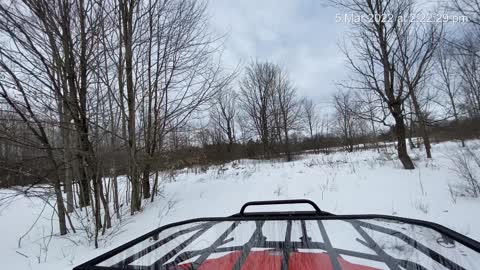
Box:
left=73, top=213, right=480, bottom=270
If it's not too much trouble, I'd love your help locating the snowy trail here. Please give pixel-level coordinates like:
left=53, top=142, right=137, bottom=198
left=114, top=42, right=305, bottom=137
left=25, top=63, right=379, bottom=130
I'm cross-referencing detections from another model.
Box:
left=0, top=140, right=479, bottom=270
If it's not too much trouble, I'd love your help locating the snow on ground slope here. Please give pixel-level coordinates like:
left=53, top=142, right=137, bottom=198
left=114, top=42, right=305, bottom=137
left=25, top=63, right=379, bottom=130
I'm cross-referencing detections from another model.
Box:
left=0, top=140, right=479, bottom=270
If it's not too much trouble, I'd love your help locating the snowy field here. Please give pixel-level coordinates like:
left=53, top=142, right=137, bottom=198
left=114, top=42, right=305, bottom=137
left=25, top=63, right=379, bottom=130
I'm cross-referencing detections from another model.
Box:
left=1, top=140, right=479, bottom=270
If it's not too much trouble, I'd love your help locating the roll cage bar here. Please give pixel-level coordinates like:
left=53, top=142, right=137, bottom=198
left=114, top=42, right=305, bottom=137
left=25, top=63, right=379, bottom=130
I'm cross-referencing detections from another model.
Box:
left=74, top=200, right=480, bottom=270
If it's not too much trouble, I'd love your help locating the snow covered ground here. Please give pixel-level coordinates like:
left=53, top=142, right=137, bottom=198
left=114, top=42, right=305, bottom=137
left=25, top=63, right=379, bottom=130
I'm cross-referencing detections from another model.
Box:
left=1, top=140, right=479, bottom=270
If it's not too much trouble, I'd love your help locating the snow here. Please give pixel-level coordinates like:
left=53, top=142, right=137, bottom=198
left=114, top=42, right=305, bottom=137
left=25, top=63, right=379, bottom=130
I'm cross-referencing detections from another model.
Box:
left=0, top=140, right=479, bottom=270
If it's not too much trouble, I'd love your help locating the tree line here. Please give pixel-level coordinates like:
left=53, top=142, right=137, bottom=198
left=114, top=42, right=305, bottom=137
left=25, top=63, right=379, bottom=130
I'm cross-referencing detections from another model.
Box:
left=0, top=0, right=232, bottom=246
left=0, top=0, right=480, bottom=246
left=329, top=0, right=480, bottom=168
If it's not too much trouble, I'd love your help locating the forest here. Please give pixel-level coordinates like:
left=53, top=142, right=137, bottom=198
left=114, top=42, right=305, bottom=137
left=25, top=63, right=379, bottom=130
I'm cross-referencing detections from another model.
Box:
left=0, top=0, right=480, bottom=253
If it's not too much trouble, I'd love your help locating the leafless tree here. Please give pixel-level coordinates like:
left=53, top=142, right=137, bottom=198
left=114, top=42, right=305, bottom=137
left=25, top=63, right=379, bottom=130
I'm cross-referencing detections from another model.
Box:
left=449, top=0, right=480, bottom=26
left=301, top=98, right=320, bottom=139
left=239, top=61, right=277, bottom=157
left=447, top=0, right=480, bottom=117
left=455, top=35, right=480, bottom=118
left=210, top=88, right=238, bottom=152
left=356, top=90, right=384, bottom=149
left=449, top=146, right=480, bottom=197
left=332, top=0, right=425, bottom=169
left=395, top=16, right=443, bottom=158
left=238, top=61, right=300, bottom=161
left=435, top=43, right=465, bottom=147
left=0, top=0, right=228, bottom=246
left=274, top=71, right=301, bottom=161
left=0, top=70, right=69, bottom=236
left=0, top=0, right=105, bottom=236
left=333, top=90, right=358, bottom=152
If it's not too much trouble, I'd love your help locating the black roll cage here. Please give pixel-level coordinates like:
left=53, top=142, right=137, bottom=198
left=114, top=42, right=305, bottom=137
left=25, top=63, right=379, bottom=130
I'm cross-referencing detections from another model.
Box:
left=73, top=199, right=480, bottom=270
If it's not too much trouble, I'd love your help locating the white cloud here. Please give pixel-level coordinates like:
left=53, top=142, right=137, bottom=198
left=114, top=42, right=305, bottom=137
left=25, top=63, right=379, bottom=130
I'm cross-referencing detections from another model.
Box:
left=207, top=0, right=348, bottom=104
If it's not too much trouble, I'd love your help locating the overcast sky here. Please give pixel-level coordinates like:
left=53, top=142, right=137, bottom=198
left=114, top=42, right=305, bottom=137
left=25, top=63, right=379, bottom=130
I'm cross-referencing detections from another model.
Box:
left=207, top=0, right=348, bottom=107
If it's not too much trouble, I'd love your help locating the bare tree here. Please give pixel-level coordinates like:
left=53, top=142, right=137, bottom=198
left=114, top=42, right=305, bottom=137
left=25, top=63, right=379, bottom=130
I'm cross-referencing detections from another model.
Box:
left=0, top=0, right=105, bottom=236
left=238, top=61, right=300, bottom=160
left=435, top=44, right=465, bottom=146
left=117, top=0, right=141, bottom=213
left=0, top=73, right=69, bottom=236
left=357, top=90, right=384, bottom=149
left=333, top=90, right=358, bottom=152
left=333, top=0, right=420, bottom=169
left=450, top=146, right=480, bottom=197
left=447, top=2, right=480, bottom=118
left=0, top=0, right=228, bottom=245
left=301, top=98, right=319, bottom=139
left=449, top=0, right=480, bottom=26
left=239, top=61, right=277, bottom=157
left=210, top=88, right=237, bottom=152
left=274, top=71, right=300, bottom=161
left=395, top=17, right=443, bottom=158
left=455, top=35, right=480, bottom=118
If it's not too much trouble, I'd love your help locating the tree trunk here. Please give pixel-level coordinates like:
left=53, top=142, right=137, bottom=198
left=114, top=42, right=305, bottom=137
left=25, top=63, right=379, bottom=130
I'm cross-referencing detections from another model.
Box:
left=410, top=91, right=432, bottom=158
left=92, top=173, right=102, bottom=233
left=151, top=171, right=159, bottom=203
left=54, top=177, right=68, bottom=235
left=421, top=127, right=432, bottom=158
left=392, top=110, right=415, bottom=169
left=78, top=169, right=90, bottom=207
left=142, top=166, right=151, bottom=199
left=61, top=25, right=90, bottom=207
left=131, top=177, right=141, bottom=214
left=447, top=92, right=465, bottom=147
left=283, top=125, right=291, bottom=162
left=99, top=178, right=111, bottom=233
left=261, top=112, right=270, bottom=158
left=226, top=121, right=234, bottom=153
left=64, top=154, right=74, bottom=213
left=112, top=174, right=120, bottom=219
left=408, top=131, right=416, bottom=150
left=76, top=124, right=95, bottom=208
left=120, top=0, right=141, bottom=214
left=59, top=93, right=74, bottom=213
left=370, top=116, right=379, bottom=152
left=407, top=110, right=416, bottom=150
